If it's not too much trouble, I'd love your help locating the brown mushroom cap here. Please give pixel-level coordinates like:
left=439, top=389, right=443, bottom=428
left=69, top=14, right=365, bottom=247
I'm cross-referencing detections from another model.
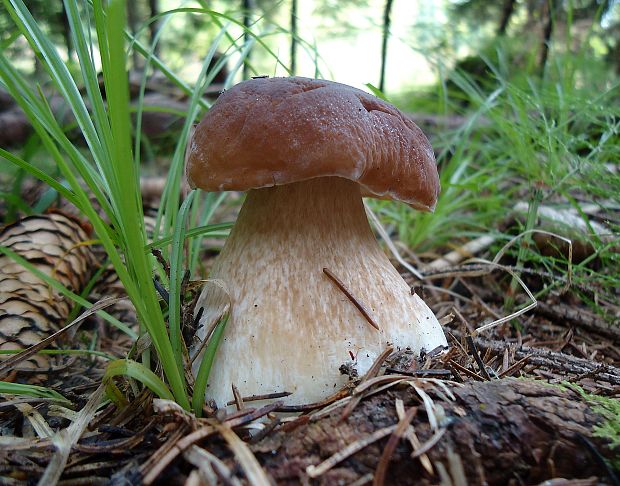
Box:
left=187, top=76, right=440, bottom=211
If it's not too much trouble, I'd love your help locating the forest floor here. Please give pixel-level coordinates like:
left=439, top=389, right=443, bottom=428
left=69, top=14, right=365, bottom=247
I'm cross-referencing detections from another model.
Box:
left=1, top=182, right=619, bottom=486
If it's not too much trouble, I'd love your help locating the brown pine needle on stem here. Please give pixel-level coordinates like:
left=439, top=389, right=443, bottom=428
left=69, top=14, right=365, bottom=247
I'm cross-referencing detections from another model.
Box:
left=323, top=267, right=381, bottom=331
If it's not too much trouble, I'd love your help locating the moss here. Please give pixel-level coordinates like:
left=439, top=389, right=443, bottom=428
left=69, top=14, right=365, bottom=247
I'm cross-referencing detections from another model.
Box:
left=566, top=382, right=620, bottom=469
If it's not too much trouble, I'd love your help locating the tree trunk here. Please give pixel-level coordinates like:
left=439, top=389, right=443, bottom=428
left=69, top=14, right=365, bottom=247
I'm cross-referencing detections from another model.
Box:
left=290, top=0, right=298, bottom=75
left=497, top=0, right=516, bottom=36
left=255, top=378, right=618, bottom=485
left=242, top=0, right=255, bottom=79
left=60, top=2, right=73, bottom=61
left=539, top=0, right=557, bottom=72
left=379, top=0, right=394, bottom=94
left=148, top=0, right=161, bottom=58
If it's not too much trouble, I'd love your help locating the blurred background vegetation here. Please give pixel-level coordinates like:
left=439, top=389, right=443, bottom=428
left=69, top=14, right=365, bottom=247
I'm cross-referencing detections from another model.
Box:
left=2, top=0, right=619, bottom=89
left=0, top=0, right=620, bottom=88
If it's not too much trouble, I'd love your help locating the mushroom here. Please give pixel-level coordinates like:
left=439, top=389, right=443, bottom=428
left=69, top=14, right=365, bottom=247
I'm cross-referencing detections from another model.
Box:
left=187, top=77, right=447, bottom=406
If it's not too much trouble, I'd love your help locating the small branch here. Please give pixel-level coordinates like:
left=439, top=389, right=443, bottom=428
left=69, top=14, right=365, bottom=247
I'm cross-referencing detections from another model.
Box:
left=223, top=401, right=284, bottom=429
left=450, top=327, right=620, bottom=387
left=142, top=425, right=215, bottom=485
left=498, top=355, right=531, bottom=378
left=425, top=235, right=496, bottom=271
left=231, top=384, right=244, bottom=411
left=274, top=389, right=350, bottom=414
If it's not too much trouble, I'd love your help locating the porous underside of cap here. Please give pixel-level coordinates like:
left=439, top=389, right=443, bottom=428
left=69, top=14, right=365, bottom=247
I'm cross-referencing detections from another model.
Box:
left=187, top=76, right=439, bottom=210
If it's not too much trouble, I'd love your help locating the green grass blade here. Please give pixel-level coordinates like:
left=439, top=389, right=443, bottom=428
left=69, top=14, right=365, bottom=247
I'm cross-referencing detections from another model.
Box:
left=103, top=359, right=175, bottom=402
left=188, top=193, right=229, bottom=272
left=93, top=0, right=190, bottom=410
left=0, top=148, right=79, bottom=209
left=64, top=0, right=114, bottom=170
left=192, top=315, right=229, bottom=416
left=168, top=191, right=197, bottom=373
left=0, top=54, right=117, bottom=223
left=152, top=23, right=232, bottom=243
left=0, top=382, right=70, bottom=403
left=145, top=222, right=231, bottom=251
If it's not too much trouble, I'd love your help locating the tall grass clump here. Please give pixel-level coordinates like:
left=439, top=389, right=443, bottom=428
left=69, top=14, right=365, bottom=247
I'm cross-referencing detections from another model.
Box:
left=386, top=38, right=619, bottom=315
left=0, top=0, right=300, bottom=412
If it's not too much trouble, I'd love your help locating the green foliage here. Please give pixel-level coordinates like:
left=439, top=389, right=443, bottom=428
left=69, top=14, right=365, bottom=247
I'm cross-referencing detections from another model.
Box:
left=103, top=359, right=176, bottom=406
left=0, top=0, right=282, bottom=412
left=445, top=0, right=619, bottom=72
left=383, top=15, right=619, bottom=316
left=593, top=398, right=620, bottom=461
left=1, top=0, right=189, bottom=406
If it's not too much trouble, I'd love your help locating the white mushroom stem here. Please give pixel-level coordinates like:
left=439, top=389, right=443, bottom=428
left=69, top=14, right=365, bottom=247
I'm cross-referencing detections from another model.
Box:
left=192, top=177, right=447, bottom=406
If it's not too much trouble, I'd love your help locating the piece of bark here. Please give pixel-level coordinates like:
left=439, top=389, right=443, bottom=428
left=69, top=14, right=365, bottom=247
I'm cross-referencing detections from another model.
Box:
left=534, top=301, right=620, bottom=344
left=254, top=378, right=617, bottom=485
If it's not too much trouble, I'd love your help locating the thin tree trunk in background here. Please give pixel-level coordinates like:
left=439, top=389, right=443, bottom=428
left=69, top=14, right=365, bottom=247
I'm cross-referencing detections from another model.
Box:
left=290, top=0, right=298, bottom=74
left=148, top=0, right=161, bottom=58
left=611, top=39, right=620, bottom=75
left=60, top=3, right=73, bottom=61
left=242, top=0, right=254, bottom=79
left=379, top=0, right=394, bottom=93
left=539, top=0, right=557, bottom=72
left=126, top=0, right=141, bottom=68
left=497, top=0, right=516, bottom=36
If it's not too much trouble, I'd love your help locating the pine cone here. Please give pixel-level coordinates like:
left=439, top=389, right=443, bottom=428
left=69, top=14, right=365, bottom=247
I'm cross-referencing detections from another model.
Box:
left=0, top=211, right=98, bottom=371
left=4, top=177, right=176, bottom=342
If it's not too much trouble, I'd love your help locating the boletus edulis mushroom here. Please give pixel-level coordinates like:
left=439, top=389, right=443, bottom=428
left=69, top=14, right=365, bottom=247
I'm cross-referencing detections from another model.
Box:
left=187, top=76, right=447, bottom=406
